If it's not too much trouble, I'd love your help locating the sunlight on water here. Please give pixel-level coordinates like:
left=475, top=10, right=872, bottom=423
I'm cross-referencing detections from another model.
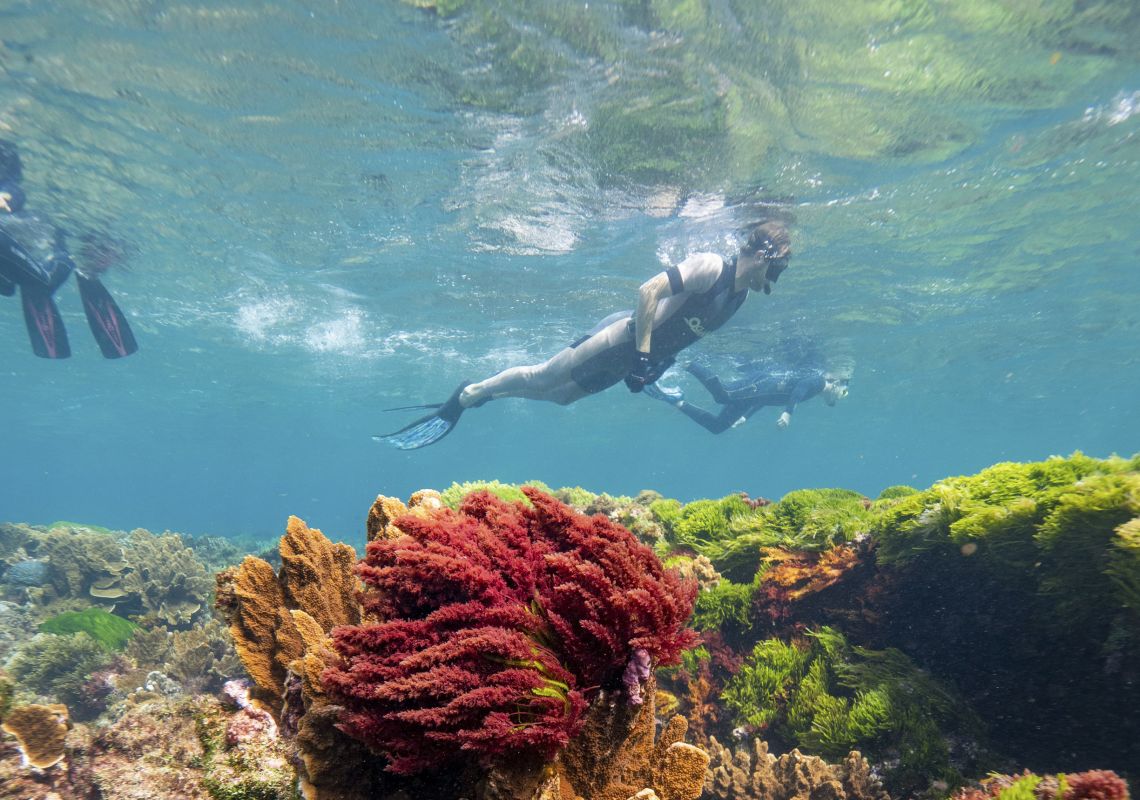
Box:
left=0, top=0, right=1134, bottom=538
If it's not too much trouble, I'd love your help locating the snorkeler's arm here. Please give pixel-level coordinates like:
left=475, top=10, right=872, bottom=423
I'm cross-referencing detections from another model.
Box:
left=633, top=253, right=722, bottom=354
left=626, top=254, right=721, bottom=392
left=633, top=271, right=672, bottom=354
left=777, top=375, right=826, bottom=428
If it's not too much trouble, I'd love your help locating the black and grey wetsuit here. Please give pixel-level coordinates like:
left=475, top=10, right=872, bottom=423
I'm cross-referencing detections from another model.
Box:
left=569, top=256, right=748, bottom=394
left=460, top=253, right=753, bottom=407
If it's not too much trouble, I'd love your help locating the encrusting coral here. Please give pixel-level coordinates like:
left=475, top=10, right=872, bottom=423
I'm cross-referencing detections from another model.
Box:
left=323, top=487, right=699, bottom=777
left=1, top=703, right=70, bottom=768
left=551, top=681, right=709, bottom=800
left=703, top=735, right=890, bottom=800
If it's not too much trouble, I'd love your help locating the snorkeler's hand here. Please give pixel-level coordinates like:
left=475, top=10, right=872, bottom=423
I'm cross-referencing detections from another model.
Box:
left=624, top=352, right=653, bottom=393
left=777, top=411, right=792, bottom=429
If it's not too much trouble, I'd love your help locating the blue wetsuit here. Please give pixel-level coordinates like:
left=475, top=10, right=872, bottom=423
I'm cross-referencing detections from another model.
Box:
left=675, top=363, right=827, bottom=434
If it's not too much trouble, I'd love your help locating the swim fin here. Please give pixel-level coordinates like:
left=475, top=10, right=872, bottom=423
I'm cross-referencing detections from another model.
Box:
left=77, top=273, right=138, bottom=358
left=374, top=382, right=471, bottom=450
left=20, top=283, right=70, bottom=358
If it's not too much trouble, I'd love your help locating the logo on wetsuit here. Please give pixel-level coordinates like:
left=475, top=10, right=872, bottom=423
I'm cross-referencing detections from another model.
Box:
left=684, top=316, right=707, bottom=337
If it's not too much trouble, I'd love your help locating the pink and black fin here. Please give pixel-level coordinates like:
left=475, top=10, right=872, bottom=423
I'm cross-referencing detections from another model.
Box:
left=20, top=282, right=70, bottom=358
left=77, top=273, right=137, bottom=358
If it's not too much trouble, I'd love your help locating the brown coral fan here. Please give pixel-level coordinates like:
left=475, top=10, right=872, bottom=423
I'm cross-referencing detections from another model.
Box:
left=216, top=514, right=392, bottom=800
left=215, top=515, right=361, bottom=702
left=1, top=703, right=70, bottom=768
left=703, top=736, right=890, bottom=800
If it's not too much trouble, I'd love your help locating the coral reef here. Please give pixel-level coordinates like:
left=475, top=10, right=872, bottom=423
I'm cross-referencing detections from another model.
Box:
left=650, top=490, right=875, bottom=582
left=869, top=453, right=1140, bottom=772
left=439, top=479, right=555, bottom=509
left=324, top=487, right=698, bottom=777
left=216, top=513, right=392, bottom=800
left=752, top=544, right=868, bottom=626
left=951, top=769, right=1131, bottom=800
left=365, top=489, right=444, bottom=542
left=0, top=702, right=69, bottom=768
left=703, top=736, right=890, bottom=800
left=43, top=525, right=127, bottom=600
left=7, top=455, right=1139, bottom=799
left=6, top=632, right=115, bottom=713
left=119, top=529, right=212, bottom=627
left=120, top=619, right=244, bottom=694
left=550, top=678, right=708, bottom=800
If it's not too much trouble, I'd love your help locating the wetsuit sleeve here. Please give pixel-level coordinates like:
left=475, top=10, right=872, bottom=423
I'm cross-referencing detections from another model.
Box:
left=784, top=375, right=826, bottom=414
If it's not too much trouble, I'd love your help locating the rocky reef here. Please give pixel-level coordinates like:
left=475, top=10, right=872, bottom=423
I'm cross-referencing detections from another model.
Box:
left=0, top=453, right=1135, bottom=799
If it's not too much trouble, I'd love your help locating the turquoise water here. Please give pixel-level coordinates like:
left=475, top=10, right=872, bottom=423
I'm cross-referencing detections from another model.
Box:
left=1, top=1, right=1138, bottom=543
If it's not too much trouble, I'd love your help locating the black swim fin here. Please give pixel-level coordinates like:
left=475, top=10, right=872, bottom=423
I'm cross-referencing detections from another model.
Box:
left=374, top=383, right=471, bottom=450
left=77, top=273, right=137, bottom=358
left=20, top=283, right=70, bottom=358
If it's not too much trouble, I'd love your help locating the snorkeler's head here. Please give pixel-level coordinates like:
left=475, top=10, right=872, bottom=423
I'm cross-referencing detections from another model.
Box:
left=0, top=140, right=23, bottom=184
left=742, top=221, right=792, bottom=294
left=742, top=221, right=791, bottom=261
left=823, top=377, right=849, bottom=407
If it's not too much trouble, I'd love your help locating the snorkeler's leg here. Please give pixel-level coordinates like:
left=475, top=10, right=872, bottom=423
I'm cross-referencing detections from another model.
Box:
left=678, top=401, right=740, bottom=434
left=460, top=314, right=634, bottom=406
left=685, top=362, right=731, bottom=404
left=460, top=344, right=581, bottom=406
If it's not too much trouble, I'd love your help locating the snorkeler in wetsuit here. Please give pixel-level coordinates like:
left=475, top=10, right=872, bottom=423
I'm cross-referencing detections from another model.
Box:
left=0, top=140, right=137, bottom=359
left=377, top=221, right=793, bottom=449
left=644, top=362, right=849, bottom=434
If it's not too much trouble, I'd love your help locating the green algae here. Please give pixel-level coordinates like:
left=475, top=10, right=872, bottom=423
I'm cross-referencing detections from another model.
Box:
left=691, top=576, right=755, bottom=633
left=723, top=626, right=979, bottom=792
left=38, top=607, right=137, bottom=651
left=439, top=479, right=555, bottom=508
